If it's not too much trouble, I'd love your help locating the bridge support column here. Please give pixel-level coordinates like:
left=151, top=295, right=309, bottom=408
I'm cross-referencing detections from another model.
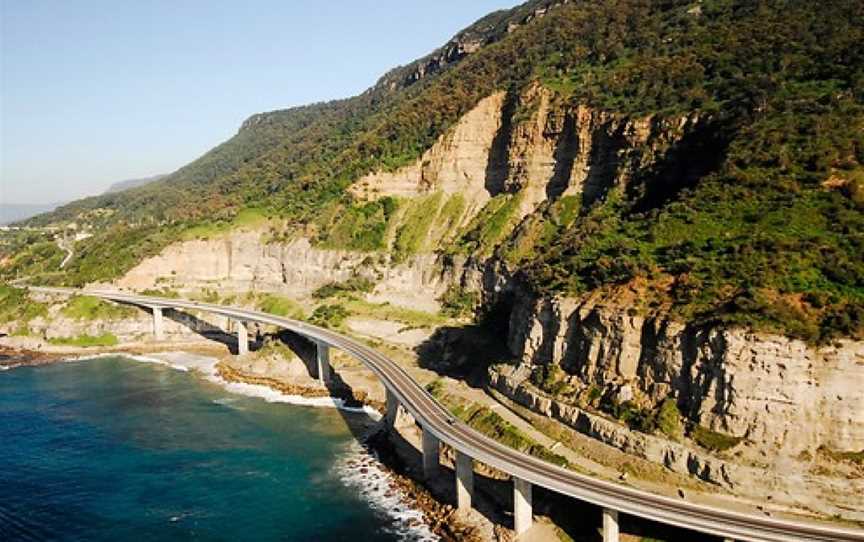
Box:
left=316, top=342, right=331, bottom=384
left=385, top=389, right=398, bottom=426
left=455, top=450, right=474, bottom=512
left=421, top=429, right=440, bottom=480
left=236, top=320, right=249, bottom=356
left=513, top=477, right=532, bottom=537
left=151, top=307, right=164, bottom=341
left=385, top=389, right=413, bottom=429
left=602, top=508, right=619, bottom=542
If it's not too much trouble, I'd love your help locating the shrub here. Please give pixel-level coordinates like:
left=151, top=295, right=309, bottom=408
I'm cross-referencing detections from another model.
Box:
left=317, top=198, right=398, bottom=251
left=393, top=192, right=443, bottom=262
left=452, top=401, right=570, bottom=468
left=425, top=379, right=445, bottom=398
left=0, top=286, right=48, bottom=324
left=690, top=425, right=742, bottom=452
left=256, top=293, right=305, bottom=320
left=817, top=445, right=864, bottom=465
left=309, top=304, right=349, bottom=329
left=312, top=276, right=375, bottom=299
left=657, top=397, right=683, bottom=441
left=61, top=295, right=137, bottom=321
left=438, top=285, right=478, bottom=319
left=531, top=364, right=571, bottom=396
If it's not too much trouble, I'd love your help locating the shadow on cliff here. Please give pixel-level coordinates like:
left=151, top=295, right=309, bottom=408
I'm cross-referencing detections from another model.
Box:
left=414, top=299, right=514, bottom=388
left=484, top=90, right=516, bottom=195
left=161, top=308, right=245, bottom=353
left=628, top=119, right=729, bottom=213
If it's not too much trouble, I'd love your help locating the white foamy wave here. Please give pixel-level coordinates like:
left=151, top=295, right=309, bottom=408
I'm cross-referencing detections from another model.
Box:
left=99, top=350, right=381, bottom=417
left=125, top=354, right=191, bottom=372
left=206, top=374, right=382, bottom=418
left=63, top=352, right=121, bottom=363
left=335, top=442, right=439, bottom=542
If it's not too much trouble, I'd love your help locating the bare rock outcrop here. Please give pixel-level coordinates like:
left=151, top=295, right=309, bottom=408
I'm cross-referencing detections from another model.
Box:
left=117, top=232, right=456, bottom=312
left=506, top=292, right=864, bottom=456
left=349, top=92, right=505, bottom=219
left=489, top=363, right=864, bottom=520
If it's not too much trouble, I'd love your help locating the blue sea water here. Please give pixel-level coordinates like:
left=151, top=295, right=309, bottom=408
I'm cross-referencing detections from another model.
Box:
left=0, top=356, right=431, bottom=542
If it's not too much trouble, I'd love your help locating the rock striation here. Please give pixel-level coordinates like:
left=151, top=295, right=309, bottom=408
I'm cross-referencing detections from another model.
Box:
left=117, top=233, right=458, bottom=313
left=504, top=292, right=864, bottom=455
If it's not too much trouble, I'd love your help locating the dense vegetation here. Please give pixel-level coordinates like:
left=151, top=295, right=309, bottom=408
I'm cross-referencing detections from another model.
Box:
left=3, top=0, right=862, bottom=341
left=521, top=0, right=864, bottom=342
left=0, top=286, right=48, bottom=326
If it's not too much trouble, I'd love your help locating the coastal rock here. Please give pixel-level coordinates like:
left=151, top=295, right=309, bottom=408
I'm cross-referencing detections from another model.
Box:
left=489, top=363, right=864, bottom=519
left=505, top=292, right=864, bottom=455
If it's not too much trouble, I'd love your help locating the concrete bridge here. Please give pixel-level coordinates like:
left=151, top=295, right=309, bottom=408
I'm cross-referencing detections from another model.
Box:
left=30, top=287, right=864, bottom=542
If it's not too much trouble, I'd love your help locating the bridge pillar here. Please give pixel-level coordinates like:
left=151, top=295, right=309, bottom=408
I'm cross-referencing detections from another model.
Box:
left=236, top=320, right=249, bottom=356
left=316, top=342, right=331, bottom=384
left=602, top=508, right=619, bottom=542
left=385, top=389, right=398, bottom=426
left=513, top=477, right=532, bottom=537
left=421, top=428, right=440, bottom=480
left=455, top=450, right=474, bottom=512
left=385, top=389, right=414, bottom=429
left=151, top=306, right=164, bottom=341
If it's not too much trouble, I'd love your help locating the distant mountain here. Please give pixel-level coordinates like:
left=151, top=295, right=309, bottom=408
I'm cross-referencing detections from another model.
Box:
left=0, top=203, right=62, bottom=225
left=104, top=174, right=166, bottom=194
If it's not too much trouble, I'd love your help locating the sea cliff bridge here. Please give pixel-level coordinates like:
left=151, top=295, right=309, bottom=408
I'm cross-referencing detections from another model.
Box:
left=30, top=286, right=864, bottom=542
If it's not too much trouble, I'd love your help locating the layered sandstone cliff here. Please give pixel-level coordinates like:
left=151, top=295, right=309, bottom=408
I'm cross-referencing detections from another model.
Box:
left=503, top=292, right=864, bottom=455
left=117, top=233, right=459, bottom=313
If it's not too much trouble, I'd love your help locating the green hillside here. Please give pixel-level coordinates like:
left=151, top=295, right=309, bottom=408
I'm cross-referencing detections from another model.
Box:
left=4, top=0, right=863, bottom=341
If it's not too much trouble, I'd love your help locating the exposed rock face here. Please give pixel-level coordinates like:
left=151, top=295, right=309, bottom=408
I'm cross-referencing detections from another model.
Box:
left=506, top=292, right=864, bottom=455
left=354, top=84, right=706, bottom=229
left=117, top=232, right=456, bottom=313
left=489, top=363, right=864, bottom=520
left=350, top=92, right=505, bottom=217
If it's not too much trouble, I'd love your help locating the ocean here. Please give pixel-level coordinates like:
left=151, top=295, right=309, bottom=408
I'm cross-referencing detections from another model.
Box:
left=0, top=356, right=436, bottom=541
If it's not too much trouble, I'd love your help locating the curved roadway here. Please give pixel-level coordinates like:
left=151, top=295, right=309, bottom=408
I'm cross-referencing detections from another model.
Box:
left=30, top=287, right=864, bottom=542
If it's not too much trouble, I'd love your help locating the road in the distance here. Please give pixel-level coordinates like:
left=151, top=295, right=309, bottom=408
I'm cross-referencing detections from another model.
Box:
left=29, top=287, right=864, bottom=542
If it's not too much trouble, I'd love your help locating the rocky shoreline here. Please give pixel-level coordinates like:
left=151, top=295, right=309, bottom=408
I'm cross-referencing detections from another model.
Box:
left=215, top=360, right=386, bottom=413
left=0, top=344, right=67, bottom=369
left=215, top=357, right=489, bottom=541
left=363, top=428, right=487, bottom=542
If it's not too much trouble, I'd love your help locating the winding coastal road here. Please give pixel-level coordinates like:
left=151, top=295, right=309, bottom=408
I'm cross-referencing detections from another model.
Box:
left=30, top=286, right=864, bottom=542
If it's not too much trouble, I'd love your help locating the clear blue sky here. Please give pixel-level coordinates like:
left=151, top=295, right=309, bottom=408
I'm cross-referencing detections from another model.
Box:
left=0, top=0, right=519, bottom=205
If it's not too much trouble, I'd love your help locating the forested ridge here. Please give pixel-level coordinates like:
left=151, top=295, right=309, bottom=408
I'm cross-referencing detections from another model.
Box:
left=4, top=0, right=863, bottom=342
